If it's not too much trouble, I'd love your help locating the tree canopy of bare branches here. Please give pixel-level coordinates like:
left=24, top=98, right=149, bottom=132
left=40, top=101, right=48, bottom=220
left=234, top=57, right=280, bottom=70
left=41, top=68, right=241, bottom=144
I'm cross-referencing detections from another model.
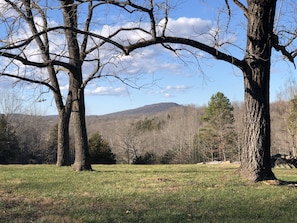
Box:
left=84, top=0, right=297, bottom=182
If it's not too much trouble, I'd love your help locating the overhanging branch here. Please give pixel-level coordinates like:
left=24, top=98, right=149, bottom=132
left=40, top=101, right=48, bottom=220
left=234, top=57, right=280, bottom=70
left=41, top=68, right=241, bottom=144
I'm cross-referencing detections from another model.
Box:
left=233, top=0, right=248, bottom=18
left=0, top=72, right=57, bottom=94
left=0, top=51, right=73, bottom=70
left=124, top=36, right=245, bottom=70
left=272, top=33, right=296, bottom=67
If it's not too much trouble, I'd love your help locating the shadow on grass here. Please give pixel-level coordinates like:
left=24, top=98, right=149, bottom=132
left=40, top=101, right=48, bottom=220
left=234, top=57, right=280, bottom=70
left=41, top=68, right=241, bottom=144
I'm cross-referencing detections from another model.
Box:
left=263, top=179, right=297, bottom=187
left=279, top=180, right=297, bottom=187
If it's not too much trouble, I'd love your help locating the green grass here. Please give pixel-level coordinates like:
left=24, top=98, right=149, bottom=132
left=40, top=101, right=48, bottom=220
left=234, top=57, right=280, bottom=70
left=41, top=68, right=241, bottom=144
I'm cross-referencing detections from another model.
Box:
left=1, top=164, right=297, bottom=223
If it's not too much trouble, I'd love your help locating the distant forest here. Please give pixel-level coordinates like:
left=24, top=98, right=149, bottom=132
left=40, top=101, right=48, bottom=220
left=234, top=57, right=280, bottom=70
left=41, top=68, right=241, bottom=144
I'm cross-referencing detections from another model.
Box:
left=0, top=100, right=292, bottom=165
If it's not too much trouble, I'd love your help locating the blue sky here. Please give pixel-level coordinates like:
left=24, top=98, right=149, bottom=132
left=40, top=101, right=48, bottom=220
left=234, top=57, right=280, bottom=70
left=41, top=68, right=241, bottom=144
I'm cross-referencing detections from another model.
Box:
left=80, top=0, right=295, bottom=116
left=1, top=0, right=295, bottom=116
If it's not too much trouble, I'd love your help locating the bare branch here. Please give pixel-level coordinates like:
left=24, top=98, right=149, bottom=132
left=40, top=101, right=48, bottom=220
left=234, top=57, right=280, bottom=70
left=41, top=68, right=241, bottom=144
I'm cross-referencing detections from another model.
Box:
left=31, top=1, right=50, bottom=52
left=224, top=0, right=231, bottom=30
left=272, top=33, right=296, bottom=67
left=22, top=0, right=49, bottom=56
left=80, top=1, right=93, bottom=60
left=124, top=36, right=245, bottom=70
left=0, top=72, right=57, bottom=94
left=103, top=0, right=157, bottom=38
left=81, top=57, right=102, bottom=88
left=0, top=51, right=73, bottom=69
left=160, top=0, right=168, bottom=37
left=232, top=0, right=248, bottom=18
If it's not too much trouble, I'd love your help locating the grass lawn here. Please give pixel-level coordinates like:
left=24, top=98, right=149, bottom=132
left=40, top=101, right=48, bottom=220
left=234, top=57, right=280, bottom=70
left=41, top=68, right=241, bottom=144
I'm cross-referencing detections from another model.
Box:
left=1, top=164, right=297, bottom=223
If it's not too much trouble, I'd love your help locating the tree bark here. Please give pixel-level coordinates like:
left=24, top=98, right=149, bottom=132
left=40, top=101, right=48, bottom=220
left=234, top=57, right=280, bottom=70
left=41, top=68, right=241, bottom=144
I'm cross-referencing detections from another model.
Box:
left=240, top=0, right=277, bottom=181
left=56, top=109, right=71, bottom=166
left=71, top=78, right=92, bottom=171
left=61, top=0, right=92, bottom=171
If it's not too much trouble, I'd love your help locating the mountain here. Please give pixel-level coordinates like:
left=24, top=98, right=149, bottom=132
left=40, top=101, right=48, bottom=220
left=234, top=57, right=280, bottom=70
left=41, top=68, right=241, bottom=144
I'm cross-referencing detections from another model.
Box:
left=12, top=102, right=182, bottom=121
left=102, top=102, right=181, bottom=117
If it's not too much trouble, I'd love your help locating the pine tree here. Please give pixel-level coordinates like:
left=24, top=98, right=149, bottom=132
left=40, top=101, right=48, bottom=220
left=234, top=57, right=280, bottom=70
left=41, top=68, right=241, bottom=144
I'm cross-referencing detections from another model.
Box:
left=202, top=92, right=234, bottom=127
left=195, top=92, right=237, bottom=162
left=89, top=132, right=116, bottom=164
left=0, top=115, right=20, bottom=163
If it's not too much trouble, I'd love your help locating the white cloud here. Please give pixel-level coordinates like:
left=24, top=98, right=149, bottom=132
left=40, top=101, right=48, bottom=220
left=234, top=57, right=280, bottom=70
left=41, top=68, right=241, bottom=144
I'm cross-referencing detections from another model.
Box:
left=164, top=93, right=171, bottom=98
left=60, top=84, right=69, bottom=91
left=59, top=84, right=128, bottom=97
left=165, top=85, right=190, bottom=91
left=159, top=17, right=212, bottom=40
left=94, top=16, right=224, bottom=79
left=152, top=84, right=192, bottom=97
left=85, top=86, right=128, bottom=96
left=97, top=17, right=214, bottom=47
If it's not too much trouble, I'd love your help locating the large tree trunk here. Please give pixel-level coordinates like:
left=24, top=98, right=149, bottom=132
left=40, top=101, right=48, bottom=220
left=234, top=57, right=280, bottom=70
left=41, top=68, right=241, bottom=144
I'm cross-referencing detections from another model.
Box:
left=55, top=80, right=73, bottom=166
left=56, top=109, right=71, bottom=166
left=61, top=0, right=92, bottom=171
left=71, top=85, right=92, bottom=171
left=55, top=87, right=72, bottom=166
left=240, top=0, right=277, bottom=182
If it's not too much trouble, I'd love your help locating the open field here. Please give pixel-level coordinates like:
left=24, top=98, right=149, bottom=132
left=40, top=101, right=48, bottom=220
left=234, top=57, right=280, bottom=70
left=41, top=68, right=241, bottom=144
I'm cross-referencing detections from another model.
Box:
left=1, top=164, right=297, bottom=223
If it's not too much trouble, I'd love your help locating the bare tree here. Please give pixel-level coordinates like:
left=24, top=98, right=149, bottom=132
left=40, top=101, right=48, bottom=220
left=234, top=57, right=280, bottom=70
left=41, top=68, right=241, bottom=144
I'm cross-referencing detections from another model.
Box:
left=0, top=89, right=23, bottom=117
left=92, top=0, right=297, bottom=181
left=114, top=122, right=145, bottom=164
left=0, top=1, right=73, bottom=167
left=0, top=1, right=145, bottom=170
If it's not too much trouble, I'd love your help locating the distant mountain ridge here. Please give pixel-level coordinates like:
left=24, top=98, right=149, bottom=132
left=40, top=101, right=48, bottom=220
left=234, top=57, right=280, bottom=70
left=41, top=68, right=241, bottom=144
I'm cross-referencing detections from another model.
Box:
left=102, top=102, right=181, bottom=117
left=4, top=102, right=183, bottom=122
left=12, top=102, right=182, bottom=120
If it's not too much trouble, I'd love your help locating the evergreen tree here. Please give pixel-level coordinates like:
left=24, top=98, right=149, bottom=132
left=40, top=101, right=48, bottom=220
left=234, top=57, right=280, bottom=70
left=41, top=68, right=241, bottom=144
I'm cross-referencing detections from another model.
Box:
left=0, top=115, right=20, bottom=163
left=43, top=124, right=59, bottom=164
left=89, top=132, right=116, bottom=164
left=195, top=92, right=237, bottom=162
left=202, top=92, right=234, bottom=126
left=160, top=150, right=176, bottom=164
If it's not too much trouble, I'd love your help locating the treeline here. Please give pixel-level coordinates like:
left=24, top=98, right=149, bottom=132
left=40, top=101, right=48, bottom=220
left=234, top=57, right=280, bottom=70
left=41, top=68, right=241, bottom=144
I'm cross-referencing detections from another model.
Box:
left=87, top=93, right=294, bottom=164
left=0, top=92, right=294, bottom=165
left=0, top=114, right=117, bottom=165
left=0, top=114, right=55, bottom=164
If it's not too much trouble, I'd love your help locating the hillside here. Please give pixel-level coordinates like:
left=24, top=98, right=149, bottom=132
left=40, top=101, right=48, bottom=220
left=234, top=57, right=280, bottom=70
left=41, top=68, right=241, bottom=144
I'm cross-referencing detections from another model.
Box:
left=101, top=102, right=181, bottom=117
left=3, top=100, right=291, bottom=164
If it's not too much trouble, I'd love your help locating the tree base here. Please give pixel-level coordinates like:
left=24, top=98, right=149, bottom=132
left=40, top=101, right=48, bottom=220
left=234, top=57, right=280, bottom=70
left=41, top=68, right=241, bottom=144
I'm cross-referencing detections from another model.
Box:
left=240, top=166, right=276, bottom=182
left=72, top=162, right=93, bottom=171
left=56, top=161, right=71, bottom=167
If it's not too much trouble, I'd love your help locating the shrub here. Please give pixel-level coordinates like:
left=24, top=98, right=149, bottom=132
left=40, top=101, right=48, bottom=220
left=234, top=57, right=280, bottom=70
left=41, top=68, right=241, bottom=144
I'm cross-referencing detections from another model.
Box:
left=133, top=152, right=157, bottom=164
left=89, top=132, right=116, bottom=164
left=160, top=150, right=176, bottom=164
